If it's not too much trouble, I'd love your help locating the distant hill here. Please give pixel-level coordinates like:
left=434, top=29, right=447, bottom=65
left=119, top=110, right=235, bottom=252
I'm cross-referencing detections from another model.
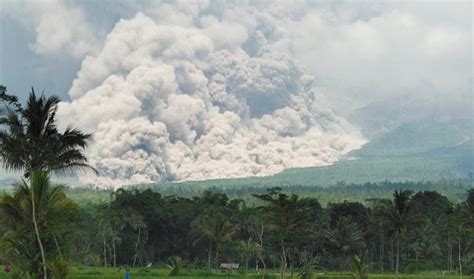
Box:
left=429, top=140, right=474, bottom=177
left=348, top=95, right=472, bottom=139
left=138, top=119, right=473, bottom=190
left=150, top=152, right=468, bottom=190
left=352, top=119, right=473, bottom=157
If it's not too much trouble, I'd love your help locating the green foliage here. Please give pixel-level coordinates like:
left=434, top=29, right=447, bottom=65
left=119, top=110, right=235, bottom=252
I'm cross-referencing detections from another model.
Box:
left=48, top=257, right=71, bottom=279
left=254, top=188, right=323, bottom=277
left=1, top=162, right=473, bottom=277
left=298, top=260, right=315, bottom=279
left=65, top=179, right=473, bottom=207
left=166, top=256, right=183, bottom=276
left=351, top=255, right=368, bottom=279
left=84, top=270, right=102, bottom=275
left=47, top=186, right=474, bottom=275
left=83, top=254, right=101, bottom=267
left=327, top=217, right=366, bottom=254
left=0, top=88, right=95, bottom=177
left=126, top=138, right=472, bottom=191
left=403, top=260, right=434, bottom=274
left=329, top=201, right=368, bottom=230
left=0, top=172, right=78, bottom=277
left=0, top=87, right=95, bottom=279
left=192, top=207, right=236, bottom=267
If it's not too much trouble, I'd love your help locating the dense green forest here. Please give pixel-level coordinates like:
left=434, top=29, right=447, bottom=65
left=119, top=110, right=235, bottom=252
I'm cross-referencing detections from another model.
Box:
left=1, top=184, right=474, bottom=278
left=65, top=179, right=473, bottom=207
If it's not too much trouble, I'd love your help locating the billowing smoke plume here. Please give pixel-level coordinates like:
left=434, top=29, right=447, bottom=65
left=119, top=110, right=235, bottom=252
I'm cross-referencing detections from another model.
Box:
left=58, top=8, right=366, bottom=187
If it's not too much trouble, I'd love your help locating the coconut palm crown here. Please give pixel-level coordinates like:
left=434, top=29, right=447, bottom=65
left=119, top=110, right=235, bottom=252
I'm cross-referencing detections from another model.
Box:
left=0, top=87, right=96, bottom=177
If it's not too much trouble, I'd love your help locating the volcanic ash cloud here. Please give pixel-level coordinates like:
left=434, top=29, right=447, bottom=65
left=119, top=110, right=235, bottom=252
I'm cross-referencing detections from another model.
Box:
left=58, top=13, right=366, bottom=187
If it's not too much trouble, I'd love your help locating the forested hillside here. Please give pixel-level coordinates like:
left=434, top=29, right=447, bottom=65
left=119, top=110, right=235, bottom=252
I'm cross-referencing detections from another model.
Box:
left=352, top=119, right=473, bottom=157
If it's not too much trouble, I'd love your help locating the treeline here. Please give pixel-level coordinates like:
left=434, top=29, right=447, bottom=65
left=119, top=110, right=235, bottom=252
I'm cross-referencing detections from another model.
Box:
left=66, top=179, right=474, bottom=206
left=2, top=185, right=473, bottom=277
left=158, top=179, right=472, bottom=202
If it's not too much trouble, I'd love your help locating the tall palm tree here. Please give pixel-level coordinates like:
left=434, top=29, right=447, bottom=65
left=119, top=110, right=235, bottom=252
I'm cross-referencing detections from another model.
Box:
left=237, top=207, right=267, bottom=277
left=326, top=217, right=366, bottom=271
left=0, top=88, right=96, bottom=278
left=0, top=171, right=71, bottom=277
left=126, top=210, right=146, bottom=268
left=249, top=220, right=266, bottom=278
left=376, top=190, right=416, bottom=276
left=192, top=208, right=235, bottom=268
left=254, top=188, right=313, bottom=279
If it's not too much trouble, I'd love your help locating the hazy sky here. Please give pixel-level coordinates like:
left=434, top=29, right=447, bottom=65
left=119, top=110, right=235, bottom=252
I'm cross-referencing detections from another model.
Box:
left=0, top=0, right=472, bottom=186
left=1, top=1, right=471, bottom=109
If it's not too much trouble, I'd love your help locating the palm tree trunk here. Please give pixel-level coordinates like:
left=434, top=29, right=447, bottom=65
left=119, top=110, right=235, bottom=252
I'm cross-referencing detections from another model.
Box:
left=389, top=239, right=394, bottom=272
left=113, top=238, right=116, bottom=268
left=396, top=234, right=400, bottom=277
left=52, top=232, right=62, bottom=259
left=133, top=227, right=141, bottom=268
left=449, top=242, right=453, bottom=271
left=103, top=234, right=108, bottom=267
left=31, top=186, right=47, bottom=279
left=280, top=235, right=286, bottom=279
left=208, top=241, right=213, bottom=268
left=259, top=251, right=266, bottom=279
left=458, top=232, right=462, bottom=278
left=258, top=224, right=266, bottom=279
left=244, top=253, right=248, bottom=272
left=216, top=246, right=219, bottom=268
left=380, top=227, right=384, bottom=273
left=415, top=253, right=418, bottom=273
left=447, top=233, right=451, bottom=271
left=288, top=252, right=293, bottom=277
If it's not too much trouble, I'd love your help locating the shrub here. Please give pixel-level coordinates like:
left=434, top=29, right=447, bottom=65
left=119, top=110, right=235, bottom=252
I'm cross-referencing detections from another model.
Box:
left=351, top=255, right=368, bottom=279
left=403, top=259, right=433, bottom=273
left=299, top=261, right=314, bottom=279
left=48, top=258, right=71, bottom=279
left=166, top=256, right=183, bottom=276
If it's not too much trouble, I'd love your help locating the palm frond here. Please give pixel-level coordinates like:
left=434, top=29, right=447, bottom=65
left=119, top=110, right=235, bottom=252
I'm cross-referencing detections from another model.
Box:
left=0, top=89, right=96, bottom=177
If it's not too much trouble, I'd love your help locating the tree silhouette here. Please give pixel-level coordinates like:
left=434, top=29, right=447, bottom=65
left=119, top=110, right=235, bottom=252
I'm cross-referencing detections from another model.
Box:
left=376, top=190, right=416, bottom=275
left=326, top=217, right=366, bottom=270
left=192, top=208, right=235, bottom=268
left=0, top=87, right=96, bottom=278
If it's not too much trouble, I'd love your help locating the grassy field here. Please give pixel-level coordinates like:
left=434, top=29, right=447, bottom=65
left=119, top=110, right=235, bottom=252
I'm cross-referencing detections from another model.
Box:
left=0, top=266, right=467, bottom=279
